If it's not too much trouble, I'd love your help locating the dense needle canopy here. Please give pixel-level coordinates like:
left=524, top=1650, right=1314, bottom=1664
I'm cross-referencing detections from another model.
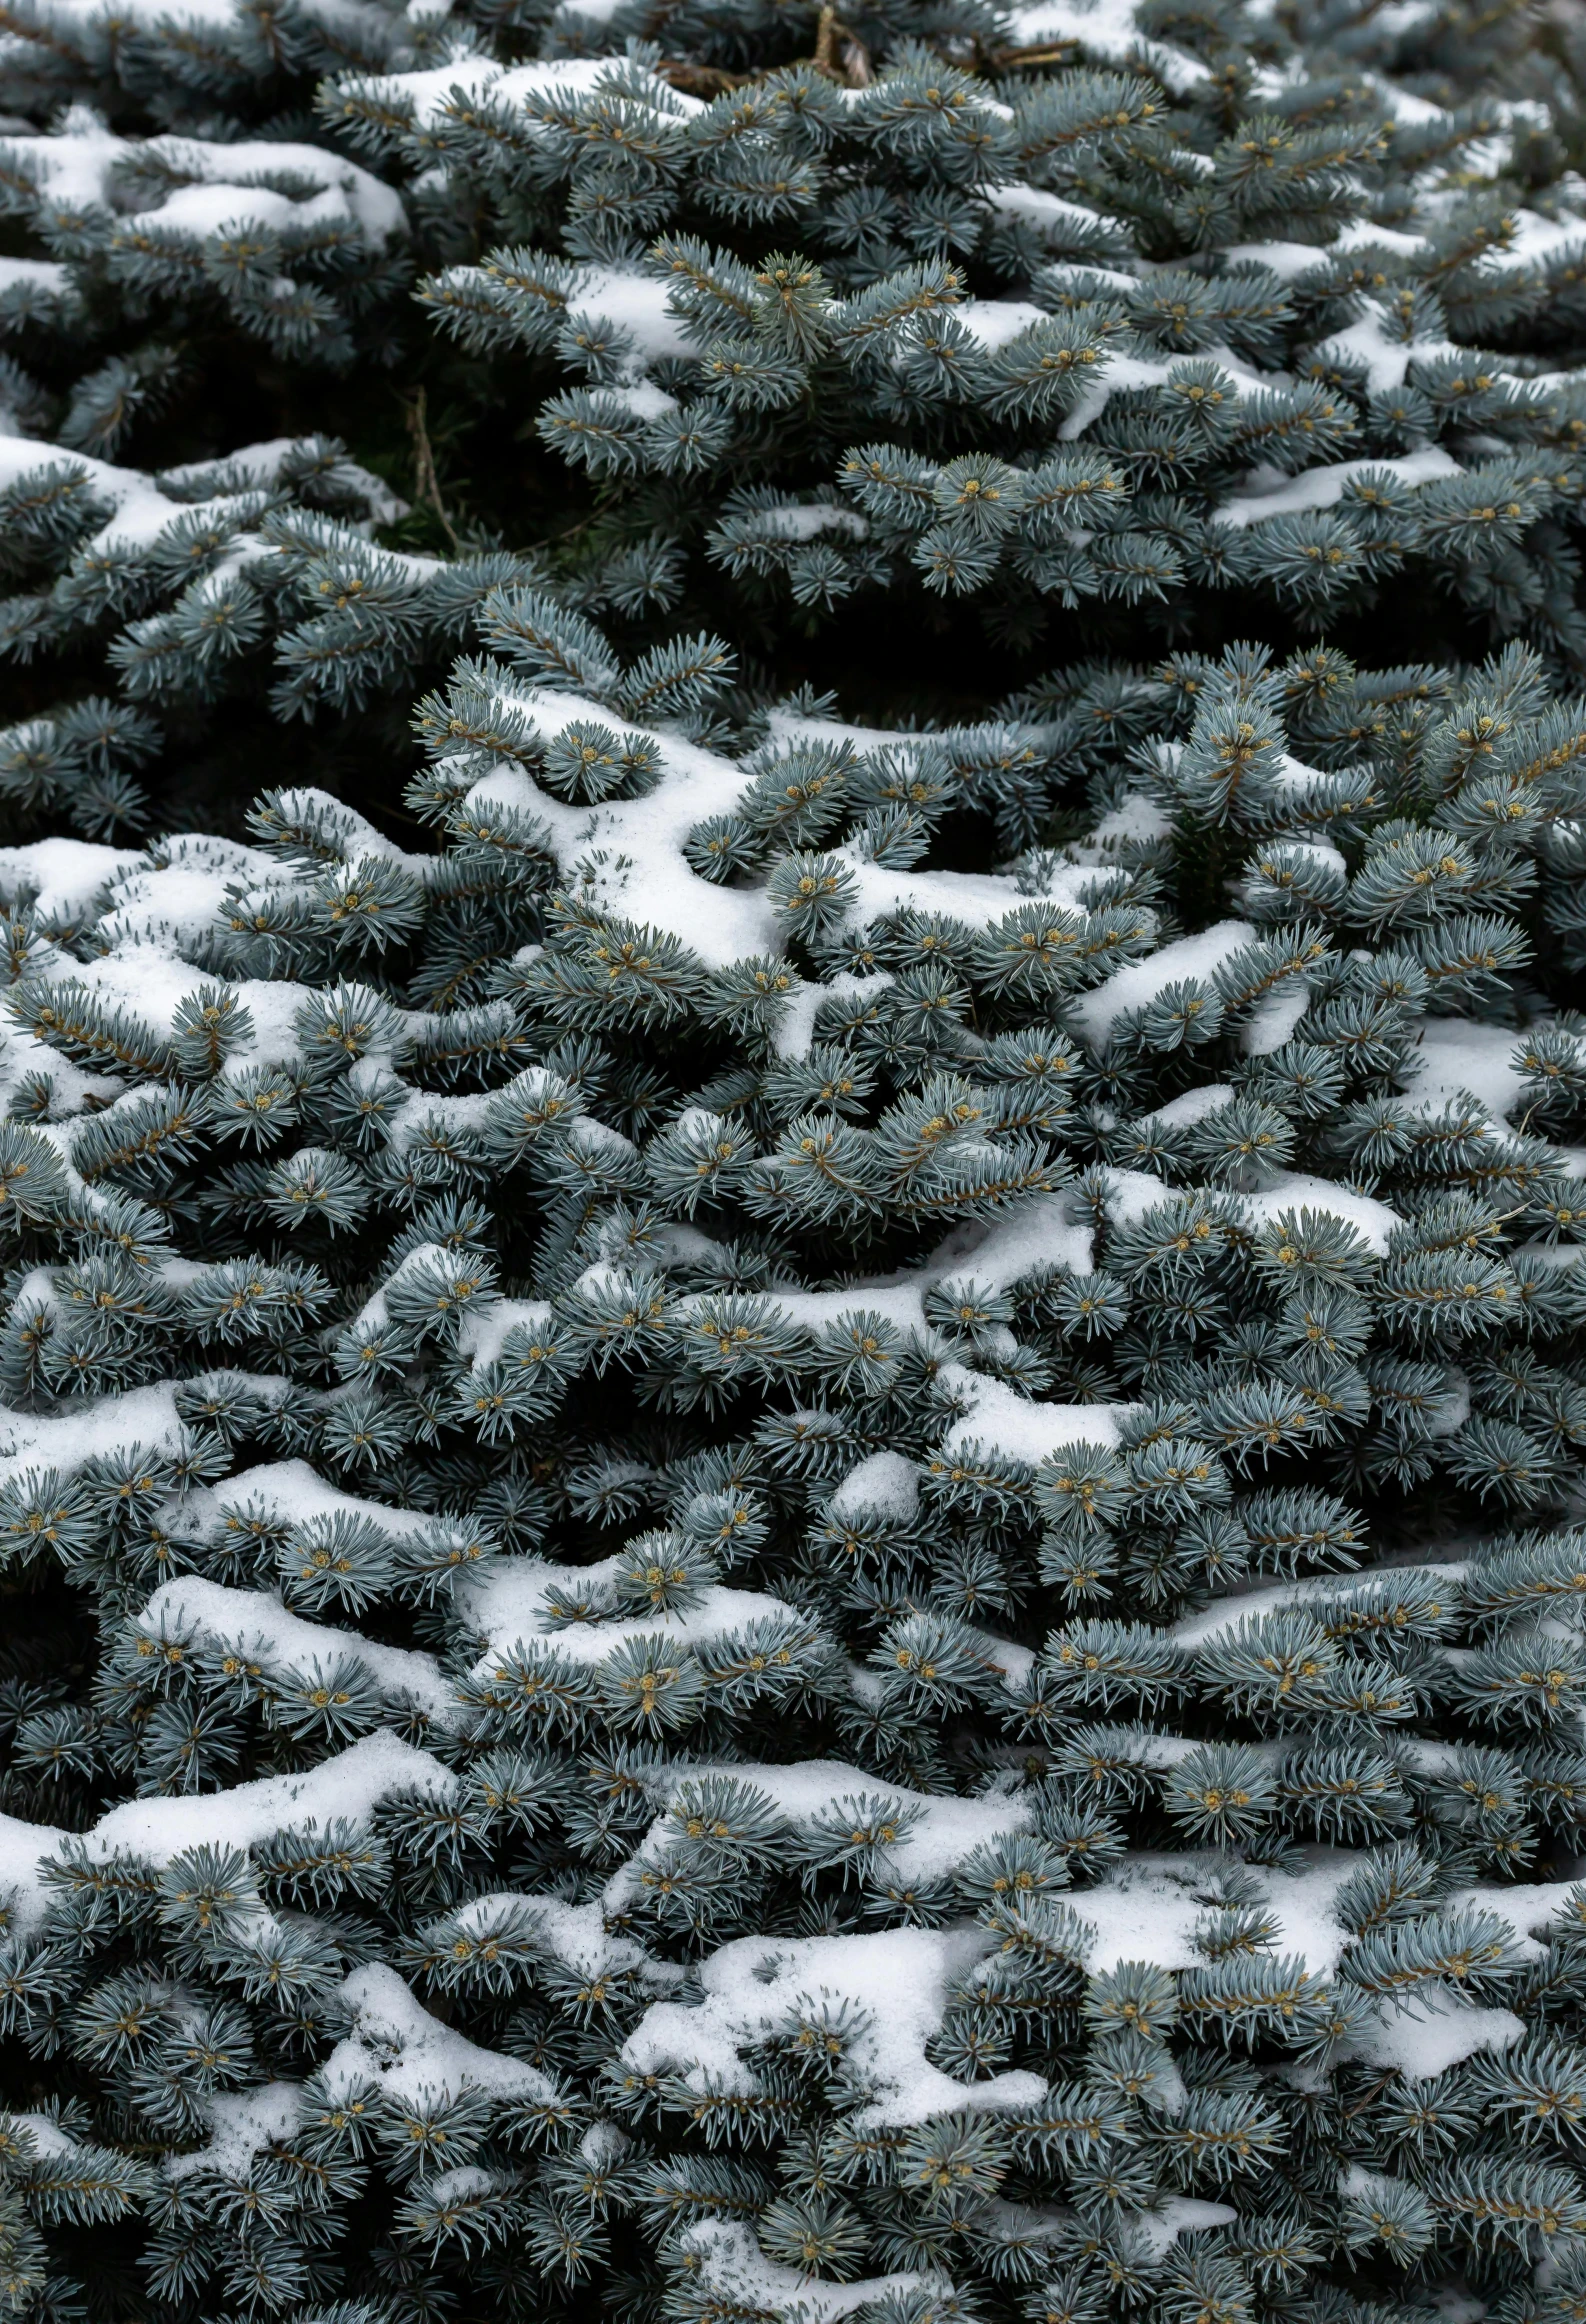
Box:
left=3, top=3, right=1586, bottom=2324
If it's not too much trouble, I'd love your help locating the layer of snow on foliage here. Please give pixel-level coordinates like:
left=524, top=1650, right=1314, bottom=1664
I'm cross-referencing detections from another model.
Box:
left=126, top=138, right=406, bottom=242
left=624, top=1923, right=1048, bottom=2124
left=828, top=1450, right=920, bottom=1523
left=1080, top=1850, right=1358, bottom=1977
left=137, top=1577, right=456, bottom=1716
left=1003, top=0, right=1210, bottom=86
left=1213, top=447, right=1461, bottom=527
left=1244, top=1173, right=1400, bottom=1253
left=1403, top=1017, right=1529, bottom=1123
left=1069, top=920, right=1256, bottom=1042
left=1350, top=2006, right=1525, bottom=2079
left=465, top=1553, right=800, bottom=1665
left=0, top=1732, right=448, bottom=1927
left=0, top=1381, right=192, bottom=1487
left=327, top=1963, right=556, bottom=2100
left=941, top=1366, right=1127, bottom=1464
left=465, top=684, right=774, bottom=967
left=678, top=2220, right=948, bottom=2324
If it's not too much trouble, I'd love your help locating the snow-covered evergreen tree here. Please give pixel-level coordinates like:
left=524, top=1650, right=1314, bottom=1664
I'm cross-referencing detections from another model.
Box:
left=4, top=2, right=1586, bottom=2323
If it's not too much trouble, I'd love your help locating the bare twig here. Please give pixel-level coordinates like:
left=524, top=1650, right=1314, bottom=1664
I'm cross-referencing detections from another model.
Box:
left=658, top=14, right=872, bottom=92
left=401, top=386, right=460, bottom=555
left=839, top=29, right=872, bottom=83
left=813, top=4, right=840, bottom=71
left=654, top=56, right=752, bottom=92
left=813, top=6, right=872, bottom=83
left=984, top=35, right=1081, bottom=66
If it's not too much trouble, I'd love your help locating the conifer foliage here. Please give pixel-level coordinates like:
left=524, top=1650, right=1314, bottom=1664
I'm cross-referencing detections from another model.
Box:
left=5, top=0, right=1586, bottom=2322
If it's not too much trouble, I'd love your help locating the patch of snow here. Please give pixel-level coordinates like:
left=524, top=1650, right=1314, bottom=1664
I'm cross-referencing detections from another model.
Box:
left=624, top=1921, right=1047, bottom=2126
